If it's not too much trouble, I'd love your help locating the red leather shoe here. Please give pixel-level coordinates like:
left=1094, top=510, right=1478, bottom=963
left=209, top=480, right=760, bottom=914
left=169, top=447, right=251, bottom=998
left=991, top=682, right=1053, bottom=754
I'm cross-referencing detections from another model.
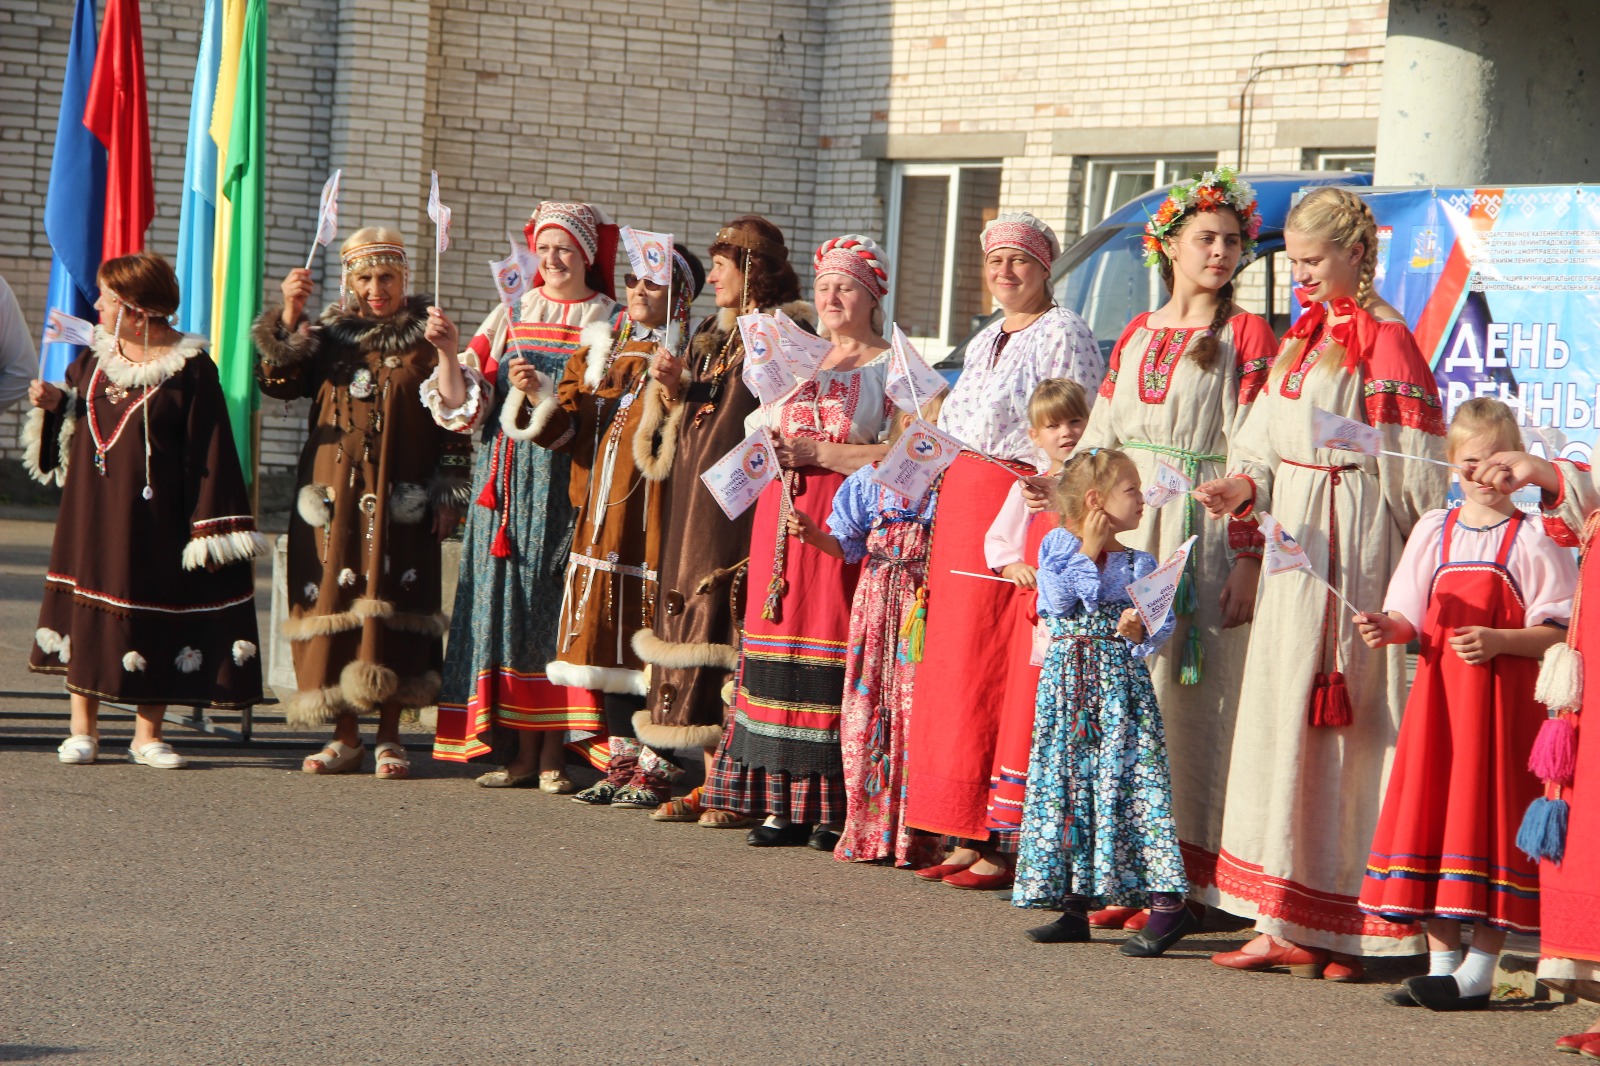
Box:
left=1322, top=955, right=1365, bottom=983
left=1124, top=909, right=1151, bottom=932
left=1088, top=906, right=1142, bottom=929
left=1578, top=1036, right=1600, bottom=1060
left=1556, top=1033, right=1600, bottom=1054
left=915, top=862, right=972, bottom=882
left=943, top=867, right=1014, bottom=890
left=1212, top=939, right=1328, bottom=977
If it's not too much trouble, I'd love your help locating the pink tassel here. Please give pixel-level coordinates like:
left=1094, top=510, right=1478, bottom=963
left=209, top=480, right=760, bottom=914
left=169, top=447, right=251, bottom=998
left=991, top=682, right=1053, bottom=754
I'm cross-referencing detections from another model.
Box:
left=1319, top=671, right=1353, bottom=728
left=1528, top=714, right=1578, bottom=786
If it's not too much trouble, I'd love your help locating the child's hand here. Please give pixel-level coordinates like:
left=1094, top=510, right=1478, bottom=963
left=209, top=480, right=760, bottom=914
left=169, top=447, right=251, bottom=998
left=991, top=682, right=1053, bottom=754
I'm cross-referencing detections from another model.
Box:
left=1449, top=625, right=1502, bottom=665
left=1079, top=507, right=1114, bottom=560
left=1355, top=611, right=1396, bottom=649
left=1020, top=475, right=1056, bottom=513
left=1116, top=607, right=1145, bottom=643
left=786, top=510, right=819, bottom=543
left=1470, top=450, right=1559, bottom=496
left=1001, top=563, right=1037, bottom=589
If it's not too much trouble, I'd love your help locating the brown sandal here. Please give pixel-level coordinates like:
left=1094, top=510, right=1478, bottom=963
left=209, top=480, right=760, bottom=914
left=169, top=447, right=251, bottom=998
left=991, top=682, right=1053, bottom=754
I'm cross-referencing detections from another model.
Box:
left=697, top=806, right=755, bottom=829
left=650, top=787, right=705, bottom=822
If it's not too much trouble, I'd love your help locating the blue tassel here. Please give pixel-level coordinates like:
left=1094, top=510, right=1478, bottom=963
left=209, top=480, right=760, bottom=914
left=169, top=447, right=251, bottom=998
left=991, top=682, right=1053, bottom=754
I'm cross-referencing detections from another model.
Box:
left=1516, top=796, right=1569, bottom=863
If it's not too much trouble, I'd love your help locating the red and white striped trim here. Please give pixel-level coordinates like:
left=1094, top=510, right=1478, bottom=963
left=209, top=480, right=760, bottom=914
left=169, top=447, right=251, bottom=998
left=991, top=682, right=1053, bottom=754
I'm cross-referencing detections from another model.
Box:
left=45, top=572, right=255, bottom=615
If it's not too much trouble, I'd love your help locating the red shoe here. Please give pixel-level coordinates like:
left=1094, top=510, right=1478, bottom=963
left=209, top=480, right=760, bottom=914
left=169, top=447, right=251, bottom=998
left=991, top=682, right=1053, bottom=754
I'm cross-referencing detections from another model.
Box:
left=1089, top=906, right=1142, bottom=929
left=1557, top=1033, right=1600, bottom=1054
left=1124, top=909, right=1151, bottom=932
left=943, top=867, right=1014, bottom=891
left=915, top=862, right=973, bottom=882
left=1323, top=955, right=1365, bottom=983
left=1212, top=939, right=1328, bottom=977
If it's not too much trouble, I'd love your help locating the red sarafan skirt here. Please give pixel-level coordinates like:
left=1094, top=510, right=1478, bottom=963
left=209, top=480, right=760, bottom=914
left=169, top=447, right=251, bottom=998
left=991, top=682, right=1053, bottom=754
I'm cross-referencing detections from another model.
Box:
left=905, top=451, right=1031, bottom=840
left=984, top=509, right=1058, bottom=850
left=1359, top=512, right=1542, bottom=934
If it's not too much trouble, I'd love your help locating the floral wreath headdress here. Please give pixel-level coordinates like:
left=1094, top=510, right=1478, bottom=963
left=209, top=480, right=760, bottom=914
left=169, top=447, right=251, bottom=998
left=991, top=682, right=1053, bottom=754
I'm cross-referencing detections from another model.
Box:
left=1141, top=166, right=1262, bottom=268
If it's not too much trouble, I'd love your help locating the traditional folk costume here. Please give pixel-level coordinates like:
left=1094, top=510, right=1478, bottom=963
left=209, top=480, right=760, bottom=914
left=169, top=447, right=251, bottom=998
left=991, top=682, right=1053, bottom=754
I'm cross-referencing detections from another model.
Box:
left=1078, top=310, right=1277, bottom=889
left=25, top=329, right=264, bottom=708
left=1358, top=508, right=1575, bottom=935
left=1516, top=461, right=1600, bottom=1000
left=256, top=259, right=472, bottom=726
left=981, top=487, right=1057, bottom=846
left=1212, top=301, right=1447, bottom=956
left=706, top=236, right=896, bottom=830
left=427, top=203, right=621, bottom=768
left=827, top=464, right=940, bottom=866
left=907, top=213, right=1103, bottom=842
left=1014, top=529, right=1184, bottom=909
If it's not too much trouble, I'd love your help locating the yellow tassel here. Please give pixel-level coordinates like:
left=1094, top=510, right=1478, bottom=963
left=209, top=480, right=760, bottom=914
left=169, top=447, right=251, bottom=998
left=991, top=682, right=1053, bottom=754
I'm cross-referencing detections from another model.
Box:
left=899, top=586, right=928, bottom=663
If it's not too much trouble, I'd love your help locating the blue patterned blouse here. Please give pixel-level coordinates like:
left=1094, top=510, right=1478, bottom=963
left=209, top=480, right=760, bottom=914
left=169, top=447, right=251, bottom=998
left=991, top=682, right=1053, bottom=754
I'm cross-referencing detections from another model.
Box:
left=1035, top=526, right=1175, bottom=658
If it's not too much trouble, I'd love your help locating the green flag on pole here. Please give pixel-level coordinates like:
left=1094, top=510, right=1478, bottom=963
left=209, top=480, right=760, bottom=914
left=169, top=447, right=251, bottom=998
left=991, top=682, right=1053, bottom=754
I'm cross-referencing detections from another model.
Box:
left=215, top=0, right=265, bottom=486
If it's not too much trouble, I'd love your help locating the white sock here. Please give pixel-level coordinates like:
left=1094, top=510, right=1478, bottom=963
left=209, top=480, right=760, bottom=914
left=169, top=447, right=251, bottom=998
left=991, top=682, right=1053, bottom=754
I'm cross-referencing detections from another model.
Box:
left=1429, top=948, right=1461, bottom=977
left=762, top=815, right=788, bottom=829
left=1452, top=945, right=1498, bottom=997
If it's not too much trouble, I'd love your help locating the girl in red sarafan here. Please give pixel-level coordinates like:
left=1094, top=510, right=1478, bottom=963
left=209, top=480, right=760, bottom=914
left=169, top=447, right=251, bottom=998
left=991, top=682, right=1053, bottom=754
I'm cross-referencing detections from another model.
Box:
left=1355, top=398, right=1576, bottom=1011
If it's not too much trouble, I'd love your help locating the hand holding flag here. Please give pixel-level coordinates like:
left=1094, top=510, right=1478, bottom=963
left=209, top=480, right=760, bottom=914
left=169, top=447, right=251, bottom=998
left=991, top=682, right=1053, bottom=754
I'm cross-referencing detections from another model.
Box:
left=43, top=309, right=96, bottom=347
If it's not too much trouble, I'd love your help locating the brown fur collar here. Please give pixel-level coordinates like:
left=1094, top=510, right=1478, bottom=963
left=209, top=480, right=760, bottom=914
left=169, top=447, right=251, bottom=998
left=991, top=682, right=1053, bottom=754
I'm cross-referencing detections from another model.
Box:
left=317, top=295, right=432, bottom=354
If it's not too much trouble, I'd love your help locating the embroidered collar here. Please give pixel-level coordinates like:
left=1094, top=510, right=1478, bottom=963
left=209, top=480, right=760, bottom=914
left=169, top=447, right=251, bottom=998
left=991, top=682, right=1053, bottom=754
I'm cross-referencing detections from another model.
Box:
left=91, top=328, right=207, bottom=389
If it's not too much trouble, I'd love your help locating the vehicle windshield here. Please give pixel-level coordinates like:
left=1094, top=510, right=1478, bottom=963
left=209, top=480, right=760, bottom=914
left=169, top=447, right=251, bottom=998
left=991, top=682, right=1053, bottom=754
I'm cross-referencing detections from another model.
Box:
left=1054, top=224, right=1161, bottom=361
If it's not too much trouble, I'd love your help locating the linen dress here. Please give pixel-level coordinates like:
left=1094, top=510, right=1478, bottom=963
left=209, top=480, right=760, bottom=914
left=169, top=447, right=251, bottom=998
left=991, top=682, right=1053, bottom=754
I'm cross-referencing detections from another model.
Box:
left=1211, top=304, right=1447, bottom=955
left=1077, top=311, right=1277, bottom=888
left=1014, top=529, right=1183, bottom=910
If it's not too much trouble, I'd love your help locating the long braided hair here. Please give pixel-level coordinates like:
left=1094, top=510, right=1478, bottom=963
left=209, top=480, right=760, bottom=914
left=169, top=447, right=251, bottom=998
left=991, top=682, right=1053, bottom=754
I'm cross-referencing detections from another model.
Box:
left=1154, top=205, right=1244, bottom=371
left=1276, top=186, right=1381, bottom=378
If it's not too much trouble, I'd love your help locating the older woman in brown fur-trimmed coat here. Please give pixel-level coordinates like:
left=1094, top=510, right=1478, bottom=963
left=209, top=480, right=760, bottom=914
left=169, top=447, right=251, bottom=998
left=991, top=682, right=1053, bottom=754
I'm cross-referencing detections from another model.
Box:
left=630, top=215, right=815, bottom=827
left=254, top=228, right=470, bottom=779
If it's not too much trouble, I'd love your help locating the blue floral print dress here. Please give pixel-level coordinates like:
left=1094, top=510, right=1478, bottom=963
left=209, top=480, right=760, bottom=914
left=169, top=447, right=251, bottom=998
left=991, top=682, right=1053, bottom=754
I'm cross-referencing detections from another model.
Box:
left=1014, top=527, right=1187, bottom=910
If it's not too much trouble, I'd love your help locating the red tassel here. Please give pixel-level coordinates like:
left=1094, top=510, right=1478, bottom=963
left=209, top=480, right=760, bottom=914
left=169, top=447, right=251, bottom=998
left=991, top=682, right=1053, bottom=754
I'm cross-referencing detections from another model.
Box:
left=476, top=479, right=497, bottom=509
left=1319, top=671, right=1353, bottom=728
left=491, top=526, right=512, bottom=558
left=1308, top=671, right=1328, bottom=726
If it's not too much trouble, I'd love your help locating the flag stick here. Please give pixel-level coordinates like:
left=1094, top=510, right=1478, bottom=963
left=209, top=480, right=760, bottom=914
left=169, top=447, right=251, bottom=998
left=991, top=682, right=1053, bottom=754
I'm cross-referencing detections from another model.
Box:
left=304, top=241, right=318, bottom=271
left=435, top=240, right=442, bottom=304
left=1378, top=448, right=1460, bottom=469
left=1299, top=568, right=1363, bottom=618
left=950, top=569, right=1015, bottom=583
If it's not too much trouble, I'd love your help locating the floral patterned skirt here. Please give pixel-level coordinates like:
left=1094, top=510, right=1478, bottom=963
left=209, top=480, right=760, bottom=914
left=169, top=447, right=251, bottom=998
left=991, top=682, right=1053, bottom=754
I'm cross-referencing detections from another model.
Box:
left=1014, top=603, right=1188, bottom=909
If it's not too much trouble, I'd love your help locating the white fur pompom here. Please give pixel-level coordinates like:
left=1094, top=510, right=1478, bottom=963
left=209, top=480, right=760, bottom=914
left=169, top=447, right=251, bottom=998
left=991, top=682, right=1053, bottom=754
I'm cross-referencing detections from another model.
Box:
left=122, top=651, right=147, bottom=673
left=1537, top=642, right=1583, bottom=712
left=35, top=627, right=62, bottom=654
left=338, top=568, right=357, bottom=588
left=175, top=647, right=203, bottom=674
left=303, top=582, right=319, bottom=604
left=232, top=640, right=257, bottom=666
left=58, top=636, right=71, bottom=664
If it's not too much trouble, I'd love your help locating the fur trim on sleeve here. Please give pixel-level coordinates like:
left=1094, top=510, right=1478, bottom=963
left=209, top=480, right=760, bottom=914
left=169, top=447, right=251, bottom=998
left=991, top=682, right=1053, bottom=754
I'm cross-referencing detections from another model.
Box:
left=546, top=659, right=648, bottom=696
left=20, top=388, right=76, bottom=487
left=631, top=377, right=687, bottom=482
left=498, top=373, right=559, bottom=442
left=579, top=319, right=617, bottom=389
left=631, top=710, right=724, bottom=753
left=252, top=308, right=320, bottom=367
left=427, top=469, right=473, bottom=512
left=181, top=530, right=270, bottom=571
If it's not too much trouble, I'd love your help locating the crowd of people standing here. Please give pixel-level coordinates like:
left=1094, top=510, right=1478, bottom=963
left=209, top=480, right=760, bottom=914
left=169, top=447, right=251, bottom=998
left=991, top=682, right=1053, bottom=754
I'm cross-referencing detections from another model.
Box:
left=20, top=175, right=1600, bottom=1051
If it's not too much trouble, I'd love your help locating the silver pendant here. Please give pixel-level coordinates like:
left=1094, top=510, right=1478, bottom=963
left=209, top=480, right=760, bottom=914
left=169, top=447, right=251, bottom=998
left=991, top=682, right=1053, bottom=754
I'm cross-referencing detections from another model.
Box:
left=141, top=485, right=153, bottom=500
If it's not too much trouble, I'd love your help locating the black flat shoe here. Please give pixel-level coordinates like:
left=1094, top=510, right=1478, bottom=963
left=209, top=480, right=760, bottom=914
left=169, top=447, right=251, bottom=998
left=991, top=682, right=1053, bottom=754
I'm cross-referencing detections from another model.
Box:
left=746, top=822, right=810, bottom=847
left=1403, top=975, right=1490, bottom=1012
left=1119, top=905, right=1199, bottom=958
left=1382, top=985, right=1420, bottom=1006
left=806, top=826, right=841, bottom=852
left=1024, top=915, right=1091, bottom=943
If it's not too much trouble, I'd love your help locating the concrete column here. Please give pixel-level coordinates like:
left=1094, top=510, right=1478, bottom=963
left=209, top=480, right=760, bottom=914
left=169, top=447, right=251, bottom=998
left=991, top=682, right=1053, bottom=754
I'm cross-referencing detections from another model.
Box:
left=1375, top=0, right=1600, bottom=186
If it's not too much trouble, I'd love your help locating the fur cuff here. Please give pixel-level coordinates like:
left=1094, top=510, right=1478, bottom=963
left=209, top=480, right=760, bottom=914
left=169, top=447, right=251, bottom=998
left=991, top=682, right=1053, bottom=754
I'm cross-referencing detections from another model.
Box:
left=631, top=378, right=686, bottom=482
left=546, top=659, right=648, bottom=696
left=340, top=659, right=398, bottom=712
left=421, top=361, right=490, bottom=434
left=579, top=319, right=617, bottom=389
left=392, top=670, right=442, bottom=710
left=631, top=627, right=740, bottom=672
left=498, top=368, right=557, bottom=442
left=252, top=308, right=320, bottom=368
left=282, top=599, right=445, bottom=641
left=21, top=389, right=77, bottom=487
left=428, top=469, right=473, bottom=512
left=631, top=710, right=724, bottom=753
left=181, top=530, right=269, bottom=571
left=390, top=482, right=429, bottom=525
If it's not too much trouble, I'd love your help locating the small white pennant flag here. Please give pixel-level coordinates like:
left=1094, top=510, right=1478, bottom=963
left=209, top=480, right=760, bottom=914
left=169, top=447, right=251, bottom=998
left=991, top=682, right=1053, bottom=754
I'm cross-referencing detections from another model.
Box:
left=620, top=226, right=674, bottom=286
left=700, top=428, right=781, bottom=520
left=313, top=169, right=341, bottom=248
left=738, top=313, right=796, bottom=405
left=488, top=232, right=540, bottom=308
left=871, top=418, right=964, bottom=503
left=1126, top=534, right=1198, bottom=639
left=1259, top=512, right=1313, bottom=577
left=427, top=170, right=452, bottom=254
left=886, top=324, right=949, bottom=413
left=1311, top=406, right=1381, bottom=457
left=771, top=308, right=832, bottom=382
left=1142, top=459, right=1194, bottom=509
left=43, top=309, right=95, bottom=347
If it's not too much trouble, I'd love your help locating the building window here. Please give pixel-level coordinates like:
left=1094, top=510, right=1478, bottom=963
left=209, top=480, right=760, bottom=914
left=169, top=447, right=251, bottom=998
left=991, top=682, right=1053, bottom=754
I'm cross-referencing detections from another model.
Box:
left=1303, top=148, right=1376, bottom=173
left=884, top=162, right=1002, bottom=360
left=1082, top=155, right=1216, bottom=233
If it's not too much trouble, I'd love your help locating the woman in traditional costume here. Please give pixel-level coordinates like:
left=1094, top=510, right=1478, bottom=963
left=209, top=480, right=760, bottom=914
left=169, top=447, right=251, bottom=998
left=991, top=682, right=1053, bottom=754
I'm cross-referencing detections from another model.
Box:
left=1075, top=168, right=1277, bottom=925
left=1195, top=185, right=1445, bottom=978
left=704, top=235, right=897, bottom=849
left=27, top=252, right=264, bottom=769
left=424, top=202, right=622, bottom=791
left=906, top=212, right=1103, bottom=888
left=256, top=227, right=471, bottom=779
left=630, top=216, right=814, bottom=827
left=494, top=243, right=707, bottom=809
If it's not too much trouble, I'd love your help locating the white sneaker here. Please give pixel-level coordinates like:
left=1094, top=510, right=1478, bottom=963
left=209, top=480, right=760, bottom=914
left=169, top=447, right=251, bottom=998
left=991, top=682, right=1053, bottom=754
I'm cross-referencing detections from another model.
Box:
left=128, top=741, right=188, bottom=769
left=57, top=734, right=98, bottom=764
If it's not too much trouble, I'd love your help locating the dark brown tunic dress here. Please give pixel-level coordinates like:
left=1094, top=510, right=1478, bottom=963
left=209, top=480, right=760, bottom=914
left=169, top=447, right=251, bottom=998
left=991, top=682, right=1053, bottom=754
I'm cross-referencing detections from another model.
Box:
left=631, top=301, right=814, bottom=751
left=253, top=297, right=471, bottom=725
left=24, top=332, right=264, bottom=708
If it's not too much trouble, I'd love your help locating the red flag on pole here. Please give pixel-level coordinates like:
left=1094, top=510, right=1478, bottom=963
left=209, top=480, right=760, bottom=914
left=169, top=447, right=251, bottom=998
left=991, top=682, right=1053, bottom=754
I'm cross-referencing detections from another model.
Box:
left=83, top=0, right=153, bottom=260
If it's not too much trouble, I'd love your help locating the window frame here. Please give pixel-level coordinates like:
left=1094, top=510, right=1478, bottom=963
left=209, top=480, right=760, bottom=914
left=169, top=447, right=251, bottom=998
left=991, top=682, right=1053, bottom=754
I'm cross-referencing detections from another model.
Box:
left=1080, top=154, right=1218, bottom=235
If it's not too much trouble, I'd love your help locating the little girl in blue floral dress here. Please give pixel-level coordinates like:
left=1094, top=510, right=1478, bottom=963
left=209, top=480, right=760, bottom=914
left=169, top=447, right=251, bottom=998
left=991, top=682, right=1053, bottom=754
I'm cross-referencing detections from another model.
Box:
left=1016, top=448, right=1193, bottom=957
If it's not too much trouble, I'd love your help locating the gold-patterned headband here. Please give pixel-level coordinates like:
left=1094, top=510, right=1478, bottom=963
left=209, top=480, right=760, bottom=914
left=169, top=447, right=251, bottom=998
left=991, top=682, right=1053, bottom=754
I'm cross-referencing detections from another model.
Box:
left=712, top=227, right=786, bottom=258
left=341, top=242, right=408, bottom=271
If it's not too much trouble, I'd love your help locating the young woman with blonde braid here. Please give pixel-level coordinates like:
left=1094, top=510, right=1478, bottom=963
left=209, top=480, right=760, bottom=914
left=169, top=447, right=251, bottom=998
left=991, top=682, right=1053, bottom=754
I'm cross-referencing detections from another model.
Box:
left=1194, top=185, right=1446, bottom=979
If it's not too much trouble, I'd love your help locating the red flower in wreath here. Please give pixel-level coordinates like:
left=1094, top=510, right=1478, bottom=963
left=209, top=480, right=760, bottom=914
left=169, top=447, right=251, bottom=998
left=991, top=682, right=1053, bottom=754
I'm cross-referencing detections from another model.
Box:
left=1195, top=185, right=1225, bottom=209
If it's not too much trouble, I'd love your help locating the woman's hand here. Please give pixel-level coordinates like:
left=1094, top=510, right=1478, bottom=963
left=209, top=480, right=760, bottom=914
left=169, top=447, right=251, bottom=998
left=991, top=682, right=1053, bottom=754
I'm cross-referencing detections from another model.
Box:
left=1218, top=555, right=1261, bottom=629
left=508, top=360, right=548, bottom=396
left=651, top=344, right=684, bottom=401
left=1471, top=450, right=1559, bottom=497
left=771, top=434, right=824, bottom=470
left=425, top=307, right=460, bottom=360
left=1079, top=507, right=1114, bottom=561
left=433, top=505, right=460, bottom=543
left=1116, top=607, right=1146, bottom=643
left=1001, top=562, right=1037, bottom=590
left=1021, top=474, right=1056, bottom=513
left=280, top=268, right=314, bottom=329
left=1449, top=625, right=1502, bottom=665
left=27, top=379, right=61, bottom=410
left=1193, top=476, right=1252, bottom=519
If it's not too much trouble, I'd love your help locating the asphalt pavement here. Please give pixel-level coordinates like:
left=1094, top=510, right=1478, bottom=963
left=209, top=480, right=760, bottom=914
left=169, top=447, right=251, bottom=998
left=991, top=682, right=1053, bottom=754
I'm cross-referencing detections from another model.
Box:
left=0, top=512, right=1589, bottom=1065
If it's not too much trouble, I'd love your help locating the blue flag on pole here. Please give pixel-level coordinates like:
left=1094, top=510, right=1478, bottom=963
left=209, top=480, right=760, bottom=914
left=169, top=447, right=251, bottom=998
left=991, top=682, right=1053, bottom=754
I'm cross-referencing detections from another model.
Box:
left=39, top=0, right=106, bottom=383
left=175, top=0, right=223, bottom=336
